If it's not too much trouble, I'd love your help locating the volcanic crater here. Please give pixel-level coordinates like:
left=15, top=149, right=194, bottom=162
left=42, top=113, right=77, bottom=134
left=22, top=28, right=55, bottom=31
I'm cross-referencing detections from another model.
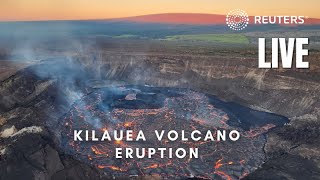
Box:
left=2, top=49, right=318, bottom=180
left=57, top=85, right=288, bottom=179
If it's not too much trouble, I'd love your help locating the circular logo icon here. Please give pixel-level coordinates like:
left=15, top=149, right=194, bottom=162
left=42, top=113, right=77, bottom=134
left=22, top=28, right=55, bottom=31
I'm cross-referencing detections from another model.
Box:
left=226, top=9, right=249, bottom=31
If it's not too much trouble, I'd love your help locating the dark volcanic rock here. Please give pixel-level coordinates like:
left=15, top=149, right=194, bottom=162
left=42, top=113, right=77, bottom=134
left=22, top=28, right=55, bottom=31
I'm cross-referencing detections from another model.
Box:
left=244, top=154, right=320, bottom=180
left=0, top=62, right=104, bottom=180
left=0, top=127, right=107, bottom=180
left=0, top=44, right=319, bottom=180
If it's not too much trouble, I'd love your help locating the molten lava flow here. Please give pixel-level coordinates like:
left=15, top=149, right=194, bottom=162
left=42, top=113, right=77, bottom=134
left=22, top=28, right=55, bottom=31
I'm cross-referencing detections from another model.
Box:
left=124, top=122, right=134, bottom=128
left=106, top=165, right=125, bottom=171
left=213, top=158, right=233, bottom=180
left=97, top=165, right=107, bottom=169
left=143, top=164, right=158, bottom=169
left=214, top=158, right=224, bottom=169
left=91, top=145, right=108, bottom=155
left=243, top=124, right=276, bottom=138
left=115, top=140, right=122, bottom=145
left=57, top=86, right=282, bottom=179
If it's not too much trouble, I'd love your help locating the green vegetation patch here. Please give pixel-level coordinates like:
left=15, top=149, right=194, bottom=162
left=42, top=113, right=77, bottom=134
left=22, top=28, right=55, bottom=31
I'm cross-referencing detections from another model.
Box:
left=165, top=34, right=249, bottom=44
left=112, top=34, right=140, bottom=38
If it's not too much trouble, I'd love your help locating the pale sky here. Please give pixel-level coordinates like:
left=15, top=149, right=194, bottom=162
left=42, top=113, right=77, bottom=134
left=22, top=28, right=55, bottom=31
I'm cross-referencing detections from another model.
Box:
left=1, top=0, right=319, bottom=21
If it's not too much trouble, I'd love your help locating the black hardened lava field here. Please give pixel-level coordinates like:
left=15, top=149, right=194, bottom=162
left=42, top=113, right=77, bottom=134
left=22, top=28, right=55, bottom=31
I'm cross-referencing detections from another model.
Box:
left=1, top=53, right=319, bottom=180
left=56, top=85, right=288, bottom=179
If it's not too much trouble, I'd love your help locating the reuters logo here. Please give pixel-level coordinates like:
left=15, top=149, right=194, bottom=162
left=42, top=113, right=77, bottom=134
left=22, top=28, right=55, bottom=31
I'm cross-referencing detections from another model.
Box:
left=226, top=9, right=249, bottom=31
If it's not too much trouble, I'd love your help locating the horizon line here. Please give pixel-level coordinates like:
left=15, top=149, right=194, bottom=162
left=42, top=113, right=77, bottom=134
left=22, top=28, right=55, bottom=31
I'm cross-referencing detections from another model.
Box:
left=0, top=12, right=319, bottom=23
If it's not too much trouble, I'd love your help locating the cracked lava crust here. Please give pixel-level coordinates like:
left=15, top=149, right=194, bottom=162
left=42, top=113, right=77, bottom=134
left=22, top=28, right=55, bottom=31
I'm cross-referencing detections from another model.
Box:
left=57, top=85, right=288, bottom=179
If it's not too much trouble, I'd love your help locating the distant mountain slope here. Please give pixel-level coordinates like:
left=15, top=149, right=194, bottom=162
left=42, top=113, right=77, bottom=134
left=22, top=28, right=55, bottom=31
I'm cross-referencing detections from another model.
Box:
left=1, top=13, right=319, bottom=40
left=110, top=13, right=320, bottom=25
left=117, top=13, right=226, bottom=25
